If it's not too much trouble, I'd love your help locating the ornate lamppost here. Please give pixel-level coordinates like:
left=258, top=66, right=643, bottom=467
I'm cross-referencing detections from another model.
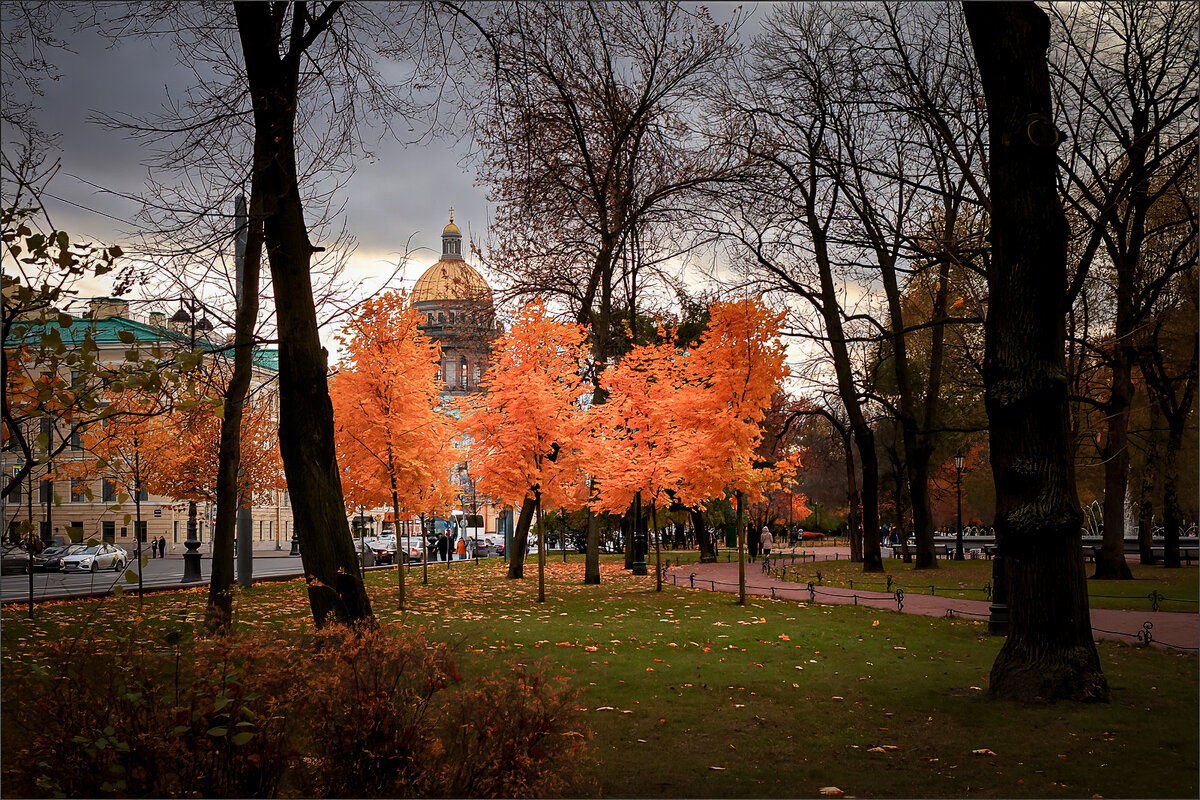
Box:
left=953, top=452, right=965, bottom=561
left=171, top=297, right=212, bottom=583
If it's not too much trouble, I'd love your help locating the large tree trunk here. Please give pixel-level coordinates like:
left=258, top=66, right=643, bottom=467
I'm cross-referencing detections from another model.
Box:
left=206, top=190, right=263, bottom=635
left=583, top=507, right=600, bottom=584
left=507, top=495, right=533, bottom=579
left=965, top=1, right=1108, bottom=703
left=736, top=490, right=745, bottom=605
left=235, top=3, right=373, bottom=629
left=1161, top=426, right=1184, bottom=568
left=841, top=425, right=863, bottom=563
left=1095, top=348, right=1134, bottom=578
left=1136, top=409, right=1160, bottom=564
left=878, top=251, right=948, bottom=570
left=693, top=508, right=715, bottom=563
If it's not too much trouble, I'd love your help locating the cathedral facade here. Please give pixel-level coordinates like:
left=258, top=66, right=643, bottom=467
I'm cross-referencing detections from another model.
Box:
left=412, top=211, right=500, bottom=394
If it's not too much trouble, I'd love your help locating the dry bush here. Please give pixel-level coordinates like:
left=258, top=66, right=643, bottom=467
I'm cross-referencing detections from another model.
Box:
left=2, top=626, right=594, bottom=798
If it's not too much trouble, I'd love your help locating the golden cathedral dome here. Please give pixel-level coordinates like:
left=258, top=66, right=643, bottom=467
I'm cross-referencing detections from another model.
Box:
left=412, top=258, right=493, bottom=304
left=411, top=207, right=492, bottom=304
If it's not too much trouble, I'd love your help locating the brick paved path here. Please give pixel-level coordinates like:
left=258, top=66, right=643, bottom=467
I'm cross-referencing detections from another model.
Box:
left=666, top=552, right=1198, bottom=652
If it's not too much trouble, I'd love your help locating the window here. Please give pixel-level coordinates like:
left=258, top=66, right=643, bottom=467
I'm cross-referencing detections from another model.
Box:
left=268, top=520, right=273, bottom=539
left=68, top=522, right=83, bottom=542
left=10, top=479, right=20, bottom=502
left=448, top=311, right=455, bottom=325
left=438, top=312, right=445, bottom=325
left=461, top=356, right=469, bottom=389
left=39, top=478, right=52, bottom=504
left=71, top=478, right=87, bottom=502
left=120, top=526, right=127, bottom=538
left=102, top=478, right=116, bottom=503
left=173, top=520, right=179, bottom=543
left=102, top=521, right=115, bottom=543
left=135, top=520, right=147, bottom=542
left=258, top=519, right=264, bottom=540
left=137, top=486, right=148, bottom=502
left=427, top=313, right=434, bottom=325
left=435, top=364, right=443, bottom=383
left=70, top=424, right=82, bottom=450
left=473, top=364, right=483, bottom=385
left=40, top=416, right=53, bottom=437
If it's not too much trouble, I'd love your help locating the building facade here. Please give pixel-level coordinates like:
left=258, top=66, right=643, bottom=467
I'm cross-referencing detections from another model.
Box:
left=412, top=211, right=501, bottom=395
left=2, top=298, right=294, bottom=554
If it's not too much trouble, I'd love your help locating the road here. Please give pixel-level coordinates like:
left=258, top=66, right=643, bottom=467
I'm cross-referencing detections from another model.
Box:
left=0, top=552, right=310, bottom=605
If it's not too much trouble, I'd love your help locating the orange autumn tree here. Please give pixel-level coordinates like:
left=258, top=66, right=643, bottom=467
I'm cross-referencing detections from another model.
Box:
left=584, top=330, right=714, bottom=589
left=81, top=385, right=283, bottom=538
left=330, top=291, right=459, bottom=609
left=683, top=299, right=797, bottom=604
left=459, top=300, right=590, bottom=601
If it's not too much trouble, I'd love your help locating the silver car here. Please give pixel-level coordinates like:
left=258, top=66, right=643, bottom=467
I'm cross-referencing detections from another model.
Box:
left=61, top=543, right=128, bottom=573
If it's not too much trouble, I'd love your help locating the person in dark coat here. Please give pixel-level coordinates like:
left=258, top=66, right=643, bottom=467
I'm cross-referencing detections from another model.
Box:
left=158, top=535, right=167, bottom=558
left=437, top=531, right=450, bottom=562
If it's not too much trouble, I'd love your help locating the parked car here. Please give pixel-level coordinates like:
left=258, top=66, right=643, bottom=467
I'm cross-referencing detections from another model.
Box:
left=61, top=543, right=128, bottom=573
left=2, top=545, right=33, bottom=575
left=366, top=537, right=396, bottom=565
left=34, top=544, right=87, bottom=572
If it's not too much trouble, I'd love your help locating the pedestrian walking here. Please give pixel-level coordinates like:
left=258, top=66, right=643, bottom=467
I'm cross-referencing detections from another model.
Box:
left=158, top=536, right=167, bottom=558
left=760, top=526, right=773, bottom=557
left=456, top=536, right=467, bottom=561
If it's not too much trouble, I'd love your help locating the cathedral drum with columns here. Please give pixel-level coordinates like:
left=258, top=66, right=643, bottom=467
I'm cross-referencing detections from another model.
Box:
left=412, top=211, right=500, bottom=394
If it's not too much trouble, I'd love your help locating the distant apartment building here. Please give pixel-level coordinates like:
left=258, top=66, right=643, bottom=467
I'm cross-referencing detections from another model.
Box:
left=2, top=297, right=294, bottom=554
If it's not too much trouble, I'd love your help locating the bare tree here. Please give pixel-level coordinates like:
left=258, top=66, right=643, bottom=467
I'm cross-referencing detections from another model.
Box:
left=1049, top=0, right=1198, bottom=579
left=964, top=0, right=1108, bottom=703
left=472, top=0, right=742, bottom=581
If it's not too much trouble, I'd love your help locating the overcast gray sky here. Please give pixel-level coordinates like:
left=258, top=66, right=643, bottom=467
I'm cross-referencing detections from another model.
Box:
left=7, top=2, right=758, bottom=311
left=15, top=13, right=487, bottom=294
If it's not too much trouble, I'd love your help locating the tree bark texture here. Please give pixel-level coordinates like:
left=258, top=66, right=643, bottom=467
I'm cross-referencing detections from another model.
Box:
left=206, top=190, right=263, bottom=635
left=583, top=508, right=600, bottom=584
left=685, top=509, right=711, bottom=563
left=842, top=426, right=863, bottom=564
left=507, top=495, right=533, bottom=579
left=235, top=2, right=373, bottom=628
left=965, top=0, right=1108, bottom=703
left=1095, top=346, right=1134, bottom=579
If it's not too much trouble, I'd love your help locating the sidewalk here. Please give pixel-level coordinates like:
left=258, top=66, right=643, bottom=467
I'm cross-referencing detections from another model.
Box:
left=666, top=551, right=1198, bottom=652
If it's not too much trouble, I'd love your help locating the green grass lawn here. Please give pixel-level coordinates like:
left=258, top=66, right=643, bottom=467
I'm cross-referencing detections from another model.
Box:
left=670, top=547, right=1200, bottom=612
left=3, top=555, right=1197, bottom=798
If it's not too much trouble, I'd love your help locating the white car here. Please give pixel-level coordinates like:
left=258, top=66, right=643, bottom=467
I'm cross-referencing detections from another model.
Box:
left=61, top=543, right=128, bottom=573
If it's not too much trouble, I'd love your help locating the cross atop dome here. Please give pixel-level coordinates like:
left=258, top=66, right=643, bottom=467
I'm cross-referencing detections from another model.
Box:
left=442, top=207, right=462, bottom=258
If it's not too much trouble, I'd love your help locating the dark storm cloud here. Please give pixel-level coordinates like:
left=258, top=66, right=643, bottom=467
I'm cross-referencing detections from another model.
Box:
left=13, top=16, right=488, bottom=267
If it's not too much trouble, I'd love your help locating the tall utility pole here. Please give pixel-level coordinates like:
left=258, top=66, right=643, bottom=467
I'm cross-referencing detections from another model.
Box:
left=234, top=193, right=255, bottom=588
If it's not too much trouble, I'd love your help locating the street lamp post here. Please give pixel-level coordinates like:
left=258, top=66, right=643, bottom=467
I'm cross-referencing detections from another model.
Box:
left=133, top=435, right=144, bottom=603
left=953, top=452, right=965, bottom=561
left=172, top=297, right=211, bottom=583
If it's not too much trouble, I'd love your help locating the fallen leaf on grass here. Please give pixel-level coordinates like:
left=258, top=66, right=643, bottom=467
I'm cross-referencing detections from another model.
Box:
left=709, top=766, right=726, bottom=771
left=972, top=748, right=996, bottom=756
left=818, top=787, right=844, bottom=797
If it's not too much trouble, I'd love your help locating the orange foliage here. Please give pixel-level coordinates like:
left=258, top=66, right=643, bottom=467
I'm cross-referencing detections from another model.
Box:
left=75, top=386, right=283, bottom=505
left=330, top=291, right=459, bottom=517
left=459, top=300, right=590, bottom=509
left=678, top=299, right=797, bottom=505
